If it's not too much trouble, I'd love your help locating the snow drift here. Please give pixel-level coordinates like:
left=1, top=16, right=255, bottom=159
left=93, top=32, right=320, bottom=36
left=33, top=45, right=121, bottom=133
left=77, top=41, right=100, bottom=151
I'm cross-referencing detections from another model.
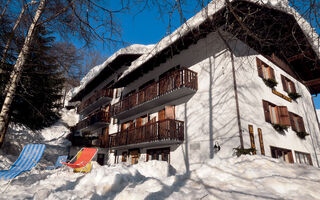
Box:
left=1, top=155, right=320, bottom=200
left=1, top=107, right=320, bottom=199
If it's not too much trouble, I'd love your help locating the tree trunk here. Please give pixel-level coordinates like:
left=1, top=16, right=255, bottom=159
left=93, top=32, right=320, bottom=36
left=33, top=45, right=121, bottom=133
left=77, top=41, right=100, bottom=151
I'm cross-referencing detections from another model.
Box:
left=0, top=0, right=46, bottom=148
left=0, top=3, right=27, bottom=76
left=1, top=4, right=27, bottom=62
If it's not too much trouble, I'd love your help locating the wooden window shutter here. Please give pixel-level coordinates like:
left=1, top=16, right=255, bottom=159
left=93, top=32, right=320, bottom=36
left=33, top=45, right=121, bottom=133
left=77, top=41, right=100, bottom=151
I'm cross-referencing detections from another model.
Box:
left=288, top=151, right=294, bottom=163
left=307, top=154, right=313, bottom=165
left=269, top=67, right=275, bottom=80
left=290, top=81, right=297, bottom=93
left=248, top=125, right=256, bottom=154
left=289, top=112, right=297, bottom=131
left=281, top=75, right=288, bottom=92
left=258, top=128, right=265, bottom=155
left=165, top=106, right=175, bottom=120
left=298, top=116, right=306, bottom=132
left=136, top=117, right=142, bottom=127
left=278, top=106, right=290, bottom=126
left=262, top=100, right=271, bottom=123
left=158, top=109, right=165, bottom=121
left=256, top=58, right=263, bottom=78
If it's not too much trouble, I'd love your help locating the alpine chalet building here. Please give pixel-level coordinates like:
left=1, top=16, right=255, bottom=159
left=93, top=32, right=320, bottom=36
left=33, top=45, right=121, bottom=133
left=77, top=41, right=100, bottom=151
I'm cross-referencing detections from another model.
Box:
left=69, top=0, right=320, bottom=171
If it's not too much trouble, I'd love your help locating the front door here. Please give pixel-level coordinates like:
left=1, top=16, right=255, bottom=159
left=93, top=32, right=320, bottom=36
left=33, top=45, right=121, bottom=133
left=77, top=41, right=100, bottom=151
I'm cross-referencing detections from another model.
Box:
left=97, top=153, right=105, bottom=166
left=130, top=150, right=139, bottom=164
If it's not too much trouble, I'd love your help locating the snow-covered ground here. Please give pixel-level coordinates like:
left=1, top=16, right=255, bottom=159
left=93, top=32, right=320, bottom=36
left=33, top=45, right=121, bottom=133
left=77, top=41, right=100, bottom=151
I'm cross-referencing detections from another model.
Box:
left=1, top=109, right=320, bottom=200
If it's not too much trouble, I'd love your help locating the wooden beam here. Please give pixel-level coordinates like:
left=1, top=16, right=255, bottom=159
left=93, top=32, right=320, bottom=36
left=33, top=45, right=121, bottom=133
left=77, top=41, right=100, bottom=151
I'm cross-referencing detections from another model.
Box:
left=288, top=51, right=312, bottom=62
left=303, top=78, right=320, bottom=87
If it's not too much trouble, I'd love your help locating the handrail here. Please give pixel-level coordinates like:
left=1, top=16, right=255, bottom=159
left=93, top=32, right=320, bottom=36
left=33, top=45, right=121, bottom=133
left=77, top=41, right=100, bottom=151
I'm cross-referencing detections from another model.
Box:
left=74, top=110, right=110, bottom=130
left=112, top=68, right=197, bottom=116
left=108, top=119, right=184, bottom=148
left=78, top=88, right=113, bottom=112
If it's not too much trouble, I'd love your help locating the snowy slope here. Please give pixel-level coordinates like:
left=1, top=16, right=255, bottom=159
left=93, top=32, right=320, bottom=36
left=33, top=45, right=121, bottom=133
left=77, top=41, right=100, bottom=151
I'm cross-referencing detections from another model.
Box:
left=0, top=108, right=78, bottom=167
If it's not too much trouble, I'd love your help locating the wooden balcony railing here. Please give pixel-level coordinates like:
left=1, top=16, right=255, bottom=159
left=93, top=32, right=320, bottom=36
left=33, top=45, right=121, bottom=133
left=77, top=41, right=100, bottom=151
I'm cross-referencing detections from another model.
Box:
left=109, top=119, right=184, bottom=148
left=74, top=110, right=110, bottom=131
left=112, top=68, right=197, bottom=116
left=78, top=88, right=113, bottom=113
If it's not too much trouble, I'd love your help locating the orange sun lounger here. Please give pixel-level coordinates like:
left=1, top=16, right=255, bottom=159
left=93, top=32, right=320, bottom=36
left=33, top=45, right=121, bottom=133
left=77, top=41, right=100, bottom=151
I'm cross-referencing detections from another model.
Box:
left=62, top=147, right=97, bottom=172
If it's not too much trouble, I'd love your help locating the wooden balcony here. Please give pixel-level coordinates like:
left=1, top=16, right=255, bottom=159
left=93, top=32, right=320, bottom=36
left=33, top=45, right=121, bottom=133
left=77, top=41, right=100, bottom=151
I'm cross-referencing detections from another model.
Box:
left=109, top=119, right=184, bottom=149
left=74, top=110, right=110, bottom=132
left=78, top=88, right=113, bottom=115
left=112, top=68, right=197, bottom=119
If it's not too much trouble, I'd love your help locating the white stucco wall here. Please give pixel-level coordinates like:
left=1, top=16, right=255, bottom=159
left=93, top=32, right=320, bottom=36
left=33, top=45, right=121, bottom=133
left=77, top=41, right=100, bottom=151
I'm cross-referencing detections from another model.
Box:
left=110, top=32, right=241, bottom=172
left=228, top=37, right=320, bottom=167
left=100, top=32, right=320, bottom=171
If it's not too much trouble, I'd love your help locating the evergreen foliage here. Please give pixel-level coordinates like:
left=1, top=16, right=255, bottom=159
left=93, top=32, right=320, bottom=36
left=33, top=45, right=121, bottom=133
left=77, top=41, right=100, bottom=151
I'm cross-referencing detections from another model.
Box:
left=1, top=26, right=64, bottom=130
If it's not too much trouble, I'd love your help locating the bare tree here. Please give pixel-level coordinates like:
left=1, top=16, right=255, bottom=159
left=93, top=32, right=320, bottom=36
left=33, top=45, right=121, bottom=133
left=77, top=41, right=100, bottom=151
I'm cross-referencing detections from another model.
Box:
left=0, top=0, right=126, bottom=147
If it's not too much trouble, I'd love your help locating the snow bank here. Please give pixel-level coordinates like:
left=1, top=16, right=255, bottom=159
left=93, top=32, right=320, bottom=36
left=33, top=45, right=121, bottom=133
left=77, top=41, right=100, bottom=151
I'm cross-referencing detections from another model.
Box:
left=1, top=155, right=320, bottom=199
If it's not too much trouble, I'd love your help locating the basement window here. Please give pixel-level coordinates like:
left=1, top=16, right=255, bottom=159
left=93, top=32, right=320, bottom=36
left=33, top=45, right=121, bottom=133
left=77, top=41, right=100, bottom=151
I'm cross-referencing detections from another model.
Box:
left=295, top=151, right=312, bottom=165
left=270, top=146, right=294, bottom=164
left=147, top=148, right=170, bottom=162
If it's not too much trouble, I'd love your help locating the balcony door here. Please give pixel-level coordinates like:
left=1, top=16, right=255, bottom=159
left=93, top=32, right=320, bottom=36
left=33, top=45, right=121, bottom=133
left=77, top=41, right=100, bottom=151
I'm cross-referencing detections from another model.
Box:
left=135, top=115, right=148, bottom=143
left=158, top=106, right=175, bottom=139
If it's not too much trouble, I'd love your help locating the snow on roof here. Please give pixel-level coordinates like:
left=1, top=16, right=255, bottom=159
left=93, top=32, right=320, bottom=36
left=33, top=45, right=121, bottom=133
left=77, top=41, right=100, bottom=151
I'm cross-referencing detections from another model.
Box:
left=118, top=0, right=320, bottom=82
left=69, top=44, right=154, bottom=100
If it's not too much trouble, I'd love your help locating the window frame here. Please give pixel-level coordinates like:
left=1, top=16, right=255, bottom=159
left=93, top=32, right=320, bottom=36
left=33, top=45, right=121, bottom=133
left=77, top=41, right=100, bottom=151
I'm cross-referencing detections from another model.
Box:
left=262, top=100, right=290, bottom=126
left=270, top=146, right=294, bottom=163
left=281, top=75, right=296, bottom=94
left=295, top=151, right=312, bottom=165
left=256, top=58, right=275, bottom=80
left=289, top=112, right=306, bottom=132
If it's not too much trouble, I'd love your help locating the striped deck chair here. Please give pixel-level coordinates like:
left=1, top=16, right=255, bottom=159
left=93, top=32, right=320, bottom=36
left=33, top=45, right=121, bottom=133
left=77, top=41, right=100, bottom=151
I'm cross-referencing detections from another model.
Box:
left=62, top=147, right=97, bottom=173
left=0, top=144, right=46, bottom=191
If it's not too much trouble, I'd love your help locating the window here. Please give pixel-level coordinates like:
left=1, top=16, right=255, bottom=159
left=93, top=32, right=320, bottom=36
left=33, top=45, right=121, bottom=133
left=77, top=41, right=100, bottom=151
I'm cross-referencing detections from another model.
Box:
left=147, top=148, right=170, bottom=162
left=257, top=58, right=275, bottom=80
left=262, top=100, right=290, bottom=126
left=289, top=112, right=306, bottom=132
left=122, top=121, right=134, bottom=130
left=295, top=151, right=313, bottom=165
left=281, top=75, right=296, bottom=93
left=269, top=104, right=279, bottom=124
left=270, top=146, right=294, bottom=163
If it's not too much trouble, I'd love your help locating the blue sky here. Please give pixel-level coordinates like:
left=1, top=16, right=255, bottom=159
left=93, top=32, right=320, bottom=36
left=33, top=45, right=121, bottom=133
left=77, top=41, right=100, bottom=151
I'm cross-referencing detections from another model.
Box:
left=71, top=1, right=320, bottom=109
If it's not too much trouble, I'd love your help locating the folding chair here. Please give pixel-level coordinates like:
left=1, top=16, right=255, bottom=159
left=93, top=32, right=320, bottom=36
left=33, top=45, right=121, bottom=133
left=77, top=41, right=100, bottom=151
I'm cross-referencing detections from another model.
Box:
left=0, top=144, right=46, bottom=192
left=62, top=147, right=97, bottom=173
left=46, top=155, right=68, bottom=170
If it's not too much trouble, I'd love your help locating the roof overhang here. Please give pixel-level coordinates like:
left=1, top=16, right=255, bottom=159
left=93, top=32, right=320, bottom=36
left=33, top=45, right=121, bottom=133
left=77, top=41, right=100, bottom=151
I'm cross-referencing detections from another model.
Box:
left=113, top=0, right=320, bottom=94
left=69, top=44, right=154, bottom=102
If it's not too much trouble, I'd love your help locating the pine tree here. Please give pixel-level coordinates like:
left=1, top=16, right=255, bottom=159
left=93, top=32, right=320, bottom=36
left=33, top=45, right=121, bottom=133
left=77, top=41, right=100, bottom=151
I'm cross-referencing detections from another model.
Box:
left=3, top=26, right=64, bottom=130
